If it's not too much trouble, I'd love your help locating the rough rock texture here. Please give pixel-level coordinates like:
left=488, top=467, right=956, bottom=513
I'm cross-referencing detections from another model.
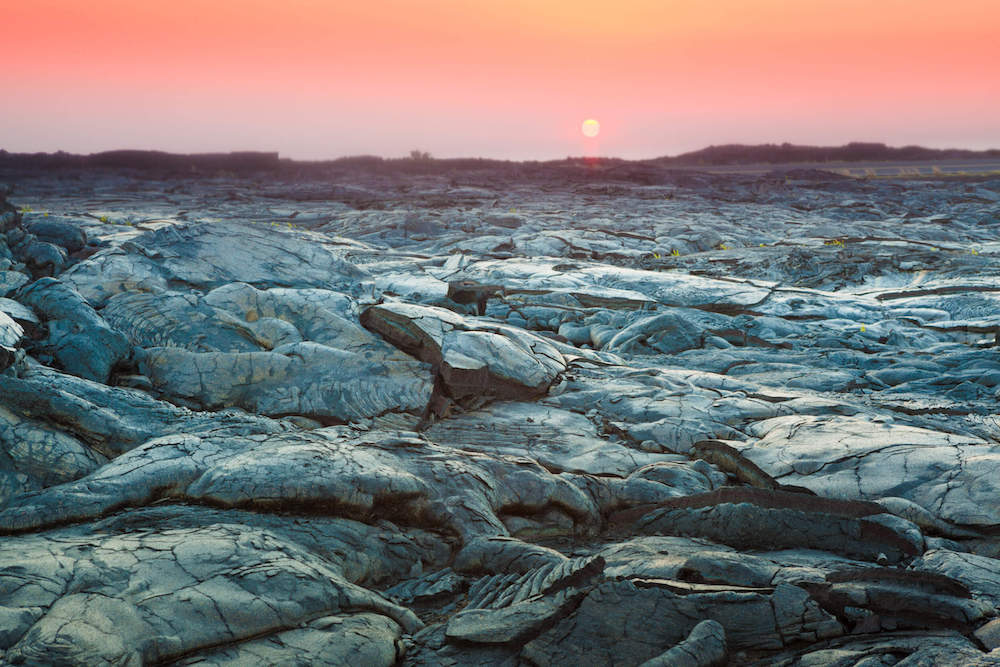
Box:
left=0, top=310, right=21, bottom=371
left=17, top=276, right=129, bottom=382
left=0, top=522, right=421, bottom=665
left=737, top=415, right=1000, bottom=526
left=361, top=301, right=566, bottom=408
left=1, top=163, right=999, bottom=664
left=104, top=284, right=435, bottom=421
left=629, top=491, right=923, bottom=563
left=0, top=428, right=601, bottom=540
left=638, top=619, right=727, bottom=667
left=520, top=579, right=840, bottom=664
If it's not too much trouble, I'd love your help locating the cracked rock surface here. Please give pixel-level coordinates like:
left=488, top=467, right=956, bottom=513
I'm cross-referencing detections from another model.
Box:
left=1, top=164, right=1000, bottom=664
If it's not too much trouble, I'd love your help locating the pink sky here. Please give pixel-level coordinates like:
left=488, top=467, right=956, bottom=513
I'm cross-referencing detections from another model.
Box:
left=3, top=0, right=999, bottom=159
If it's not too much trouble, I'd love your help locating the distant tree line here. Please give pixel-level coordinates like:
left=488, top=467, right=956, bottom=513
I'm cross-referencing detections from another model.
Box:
left=0, top=150, right=281, bottom=173
left=656, top=142, right=1000, bottom=166
left=1, top=143, right=998, bottom=176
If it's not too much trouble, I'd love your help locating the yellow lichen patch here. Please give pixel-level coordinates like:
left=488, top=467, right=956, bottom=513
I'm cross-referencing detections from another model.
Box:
left=245, top=310, right=259, bottom=323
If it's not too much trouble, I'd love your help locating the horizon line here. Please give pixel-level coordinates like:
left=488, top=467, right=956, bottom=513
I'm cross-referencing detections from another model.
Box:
left=4, top=141, right=1000, bottom=165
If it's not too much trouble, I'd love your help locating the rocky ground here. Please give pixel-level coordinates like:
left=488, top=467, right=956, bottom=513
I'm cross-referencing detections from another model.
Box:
left=1, top=161, right=1000, bottom=665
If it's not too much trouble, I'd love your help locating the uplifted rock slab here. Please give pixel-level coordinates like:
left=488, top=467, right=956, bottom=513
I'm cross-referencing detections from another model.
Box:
left=739, top=415, right=1000, bottom=527
left=361, top=302, right=565, bottom=402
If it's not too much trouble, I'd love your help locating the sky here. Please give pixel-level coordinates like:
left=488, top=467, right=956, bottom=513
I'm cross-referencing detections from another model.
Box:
left=2, top=0, right=999, bottom=160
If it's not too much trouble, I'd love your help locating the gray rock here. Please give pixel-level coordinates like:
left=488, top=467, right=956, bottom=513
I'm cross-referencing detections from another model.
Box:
left=801, top=567, right=993, bottom=633
left=61, top=220, right=370, bottom=306
left=604, top=310, right=707, bottom=355
left=445, top=588, right=579, bottom=644
left=0, top=309, right=23, bottom=348
left=786, top=631, right=999, bottom=667
left=521, top=580, right=840, bottom=664
left=910, top=549, right=1000, bottom=608
left=136, top=341, right=432, bottom=421
left=638, top=619, right=727, bottom=667
left=176, top=613, right=404, bottom=666
left=384, top=568, right=467, bottom=605
left=1, top=303, right=25, bottom=370
left=24, top=219, right=87, bottom=253
left=460, top=555, right=604, bottom=611
left=0, top=193, right=19, bottom=232
left=0, top=269, right=29, bottom=296
left=0, top=364, right=285, bottom=458
left=0, top=403, right=107, bottom=504
left=0, top=524, right=420, bottom=663
left=0, top=428, right=600, bottom=541
left=425, top=401, right=680, bottom=476
left=975, top=619, right=1000, bottom=651
left=739, top=415, right=1000, bottom=527
left=97, top=282, right=436, bottom=420
left=17, top=277, right=129, bottom=382
left=5, top=163, right=1000, bottom=664
left=361, top=301, right=565, bottom=409
left=453, top=536, right=568, bottom=575
left=104, top=289, right=263, bottom=352
left=13, top=238, right=67, bottom=276
left=624, top=487, right=923, bottom=564
left=0, top=296, right=39, bottom=332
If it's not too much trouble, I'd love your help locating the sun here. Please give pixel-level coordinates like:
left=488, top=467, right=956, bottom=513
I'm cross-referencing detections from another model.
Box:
left=581, top=119, right=600, bottom=138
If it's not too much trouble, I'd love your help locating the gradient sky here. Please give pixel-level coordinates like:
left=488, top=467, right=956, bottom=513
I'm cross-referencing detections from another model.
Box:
left=3, top=0, right=999, bottom=159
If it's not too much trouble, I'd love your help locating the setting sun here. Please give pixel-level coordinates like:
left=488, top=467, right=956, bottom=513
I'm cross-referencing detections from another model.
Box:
left=581, top=119, right=600, bottom=138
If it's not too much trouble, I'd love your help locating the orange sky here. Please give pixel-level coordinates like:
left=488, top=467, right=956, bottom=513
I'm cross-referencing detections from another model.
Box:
left=3, top=0, right=998, bottom=159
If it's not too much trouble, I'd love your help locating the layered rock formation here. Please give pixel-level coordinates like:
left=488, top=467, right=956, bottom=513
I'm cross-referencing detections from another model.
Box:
left=1, top=164, right=999, bottom=665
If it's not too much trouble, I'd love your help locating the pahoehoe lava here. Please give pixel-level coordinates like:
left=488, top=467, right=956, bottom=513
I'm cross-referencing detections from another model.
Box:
left=1, top=158, right=1000, bottom=665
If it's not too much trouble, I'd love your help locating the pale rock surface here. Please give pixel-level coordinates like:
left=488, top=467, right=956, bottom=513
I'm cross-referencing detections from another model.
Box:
left=2, top=165, right=999, bottom=665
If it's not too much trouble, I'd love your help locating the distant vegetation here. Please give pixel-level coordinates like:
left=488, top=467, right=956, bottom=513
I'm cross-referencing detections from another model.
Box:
left=0, top=149, right=281, bottom=173
left=1, top=143, right=998, bottom=176
left=655, top=142, right=1000, bottom=166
